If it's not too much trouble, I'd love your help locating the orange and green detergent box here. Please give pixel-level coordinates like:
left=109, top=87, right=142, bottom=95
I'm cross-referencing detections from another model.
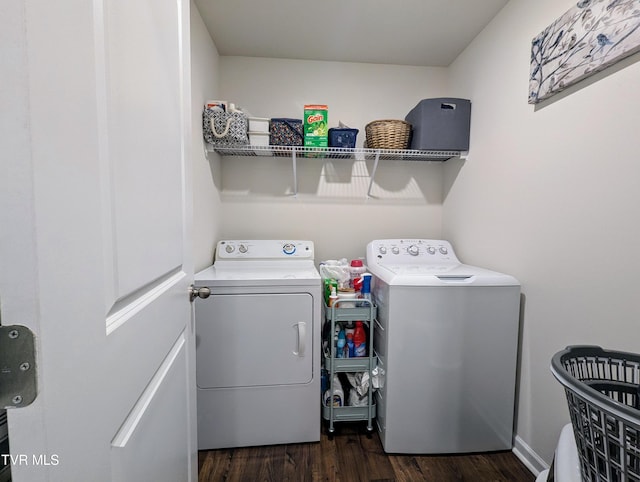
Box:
left=303, top=105, right=328, bottom=148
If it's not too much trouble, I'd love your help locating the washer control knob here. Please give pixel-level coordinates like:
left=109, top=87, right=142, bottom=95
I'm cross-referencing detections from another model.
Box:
left=408, top=245, right=419, bottom=256
left=238, top=244, right=248, bottom=253
left=427, top=246, right=436, bottom=255
left=379, top=246, right=387, bottom=255
left=225, top=244, right=235, bottom=253
left=282, top=243, right=296, bottom=255
left=439, top=246, right=448, bottom=255
left=391, top=246, right=400, bottom=255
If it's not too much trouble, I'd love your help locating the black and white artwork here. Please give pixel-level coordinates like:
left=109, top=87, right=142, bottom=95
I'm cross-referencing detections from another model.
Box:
left=529, top=0, right=640, bottom=104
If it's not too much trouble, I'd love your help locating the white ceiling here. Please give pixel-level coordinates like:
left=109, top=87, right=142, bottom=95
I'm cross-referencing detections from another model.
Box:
left=194, top=0, right=509, bottom=67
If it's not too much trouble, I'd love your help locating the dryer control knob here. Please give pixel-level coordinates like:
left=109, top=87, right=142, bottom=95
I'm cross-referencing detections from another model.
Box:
left=391, top=246, right=400, bottom=255
left=427, top=246, right=436, bottom=255
left=225, top=244, right=235, bottom=253
left=282, top=243, right=296, bottom=255
left=439, top=246, right=448, bottom=255
left=379, top=246, right=387, bottom=255
left=408, top=245, right=419, bottom=256
left=238, top=244, right=248, bottom=253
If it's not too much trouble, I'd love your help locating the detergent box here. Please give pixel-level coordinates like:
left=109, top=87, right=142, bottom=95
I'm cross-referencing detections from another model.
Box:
left=303, top=105, right=328, bottom=148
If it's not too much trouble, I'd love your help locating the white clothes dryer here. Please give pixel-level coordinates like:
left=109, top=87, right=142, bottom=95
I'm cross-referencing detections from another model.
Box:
left=193, top=240, right=321, bottom=450
left=366, top=239, right=521, bottom=454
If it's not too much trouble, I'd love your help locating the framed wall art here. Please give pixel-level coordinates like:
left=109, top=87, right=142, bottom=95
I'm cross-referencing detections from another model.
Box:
left=529, top=0, right=640, bottom=104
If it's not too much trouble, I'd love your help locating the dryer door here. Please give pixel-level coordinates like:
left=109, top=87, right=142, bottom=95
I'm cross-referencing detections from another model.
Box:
left=196, top=293, right=313, bottom=389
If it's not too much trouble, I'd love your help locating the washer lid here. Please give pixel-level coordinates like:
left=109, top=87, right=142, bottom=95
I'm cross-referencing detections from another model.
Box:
left=368, top=263, right=519, bottom=286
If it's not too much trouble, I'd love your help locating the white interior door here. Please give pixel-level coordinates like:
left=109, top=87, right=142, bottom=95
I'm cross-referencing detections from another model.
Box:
left=1, top=0, right=195, bottom=481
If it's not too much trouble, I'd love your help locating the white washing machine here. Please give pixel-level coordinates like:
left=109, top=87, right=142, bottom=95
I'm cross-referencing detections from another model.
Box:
left=193, top=240, right=321, bottom=450
left=366, top=239, right=521, bottom=454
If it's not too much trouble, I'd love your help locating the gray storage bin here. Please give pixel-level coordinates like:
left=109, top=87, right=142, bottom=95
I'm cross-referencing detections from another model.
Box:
left=405, top=98, right=471, bottom=151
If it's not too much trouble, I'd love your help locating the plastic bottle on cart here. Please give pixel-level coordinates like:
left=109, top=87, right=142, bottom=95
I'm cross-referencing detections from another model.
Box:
left=360, top=273, right=372, bottom=305
left=328, top=286, right=338, bottom=307
left=344, top=321, right=355, bottom=338
left=349, top=259, right=366, bottom=289
left=336, top=329, right=346, bottom=358
left=332, top=324, right=341, bottom=346
left=353, top=276, right=363, bottom=294
left=323, top=374, right=344, bottom=407
left=353, top=321, right=366, bottom=357
left=357, top=273, right=371, bottom=307
left=346, top=333, right=355, bottom=358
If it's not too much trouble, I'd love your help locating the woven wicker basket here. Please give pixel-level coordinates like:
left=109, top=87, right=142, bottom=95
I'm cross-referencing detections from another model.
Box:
left=365, top=119, right=411, bottom=150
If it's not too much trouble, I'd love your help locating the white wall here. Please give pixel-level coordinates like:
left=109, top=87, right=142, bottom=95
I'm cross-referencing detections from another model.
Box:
left=445, top=0, right=640, bottom=465
left=190, top=2, right=223, bottom=271
left=218, top=57, right=449, bottom=263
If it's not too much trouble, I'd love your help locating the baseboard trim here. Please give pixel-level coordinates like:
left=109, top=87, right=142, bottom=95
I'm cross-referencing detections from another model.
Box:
left=512, top=435, right=549, bottom=476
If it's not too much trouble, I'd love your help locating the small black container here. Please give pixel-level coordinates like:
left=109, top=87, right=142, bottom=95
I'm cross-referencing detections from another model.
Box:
left=328, top=128, right=359, bottom=148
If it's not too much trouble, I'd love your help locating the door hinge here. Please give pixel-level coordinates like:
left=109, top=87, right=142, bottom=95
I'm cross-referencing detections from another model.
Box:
left=0, top=325, right=37, bottom=409
left=189, top=285, right=211, bottom=302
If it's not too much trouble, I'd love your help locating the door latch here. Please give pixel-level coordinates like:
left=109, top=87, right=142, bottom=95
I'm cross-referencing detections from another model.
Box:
left=189, top=285, right=211, bottom=302
left=0, top=325, right=37, bottom=408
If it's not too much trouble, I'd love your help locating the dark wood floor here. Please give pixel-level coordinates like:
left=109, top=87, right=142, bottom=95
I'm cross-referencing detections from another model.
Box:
left=198, top=423, right=535, bottom=482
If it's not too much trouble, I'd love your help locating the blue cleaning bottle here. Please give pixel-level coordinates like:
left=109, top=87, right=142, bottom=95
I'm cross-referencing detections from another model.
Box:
left=360, top=273, right=372, bottom=305
left=336, top=328, right=346, bottom=358
left=347, top=333, right=355, bottom=358
left=356, top=273, right=372, bottom=307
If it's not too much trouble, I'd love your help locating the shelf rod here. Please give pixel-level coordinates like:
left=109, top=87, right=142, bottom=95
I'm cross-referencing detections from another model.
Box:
left=292, top=147, right=298, bottom=197
left=367, top=150, right=381, bottom=198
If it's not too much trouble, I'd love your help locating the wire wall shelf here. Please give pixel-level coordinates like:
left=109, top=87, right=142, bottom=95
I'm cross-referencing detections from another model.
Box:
left=206, top=144, right=463, bottom=197
left=207, top=144, right=461, bottom=161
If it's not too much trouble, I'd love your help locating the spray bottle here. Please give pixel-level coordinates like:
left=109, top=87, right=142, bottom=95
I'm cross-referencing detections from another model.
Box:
left=359, top=273, right=372, bottom=306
